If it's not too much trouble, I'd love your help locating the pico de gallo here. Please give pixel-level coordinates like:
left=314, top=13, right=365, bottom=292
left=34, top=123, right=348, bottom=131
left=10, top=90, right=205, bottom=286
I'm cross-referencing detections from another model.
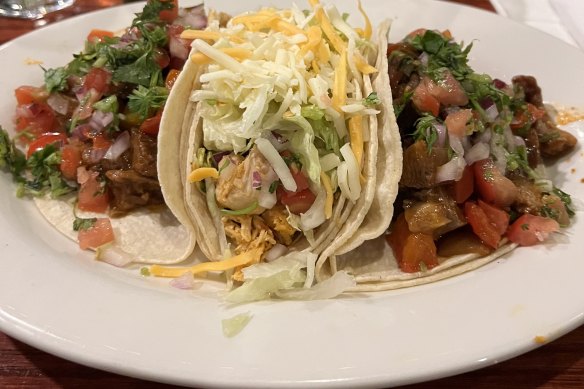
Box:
left=385, top=29, right=577, bottom=273
left=0, top=0, right=208, bottom=249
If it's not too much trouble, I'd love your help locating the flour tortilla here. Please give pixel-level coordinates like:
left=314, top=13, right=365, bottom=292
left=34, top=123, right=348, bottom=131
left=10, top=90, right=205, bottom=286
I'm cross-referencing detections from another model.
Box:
left=333, top=236, right=518, bottom=292
left=32, top=54, right=203, bottom=265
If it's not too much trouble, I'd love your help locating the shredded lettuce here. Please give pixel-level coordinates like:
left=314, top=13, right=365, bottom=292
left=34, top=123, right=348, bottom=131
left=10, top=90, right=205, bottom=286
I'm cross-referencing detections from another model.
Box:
left=282, top=115, right=321, bottom=184
left=276, top=271, right=356, bottom=300
left=222, top=312, right=253, bottom=338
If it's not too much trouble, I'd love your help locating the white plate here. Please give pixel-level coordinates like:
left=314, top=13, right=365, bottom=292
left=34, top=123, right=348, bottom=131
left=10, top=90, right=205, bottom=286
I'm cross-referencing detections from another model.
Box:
left=1, top=1, right=583, bottom=387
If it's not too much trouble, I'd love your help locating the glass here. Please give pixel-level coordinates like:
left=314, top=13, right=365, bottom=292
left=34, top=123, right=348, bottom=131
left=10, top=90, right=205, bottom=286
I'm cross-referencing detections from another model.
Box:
left=0, top=0, right=75, bottom=19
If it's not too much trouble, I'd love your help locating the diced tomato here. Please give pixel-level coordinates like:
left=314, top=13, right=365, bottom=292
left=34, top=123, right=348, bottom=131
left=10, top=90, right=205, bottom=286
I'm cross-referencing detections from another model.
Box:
left=277, top=188, right=316, bottom=215
left=158, top=0, right=178, bottom=22
left=87, top=29, right=114, bottom=43
left=510, top=103, right=546, bottom=131
left=473, top=158, right=518, bottom=208
left=464, top=201, right=501, bottom=249
left=441, top=29, right=453, bottom=39
left=449, top=164, right=474, bottom=204
left=78, top=171, right=109, bottom=213
left=153, top=47, right=171, bottom=69
left=165, top=69, right=181, bottom=90
left=15, top=86, right=48, bottom=105
left=26, top=133, right=66, bottom=158
left=78, top=218, right=115, bottom=250
left=60, top=144, right=83, bottom=181
left=91, top=134, right=113, bottom=150
left=477, top=200, right=509, bottom=236
left=406, top=28, right=427, bottom=39
left=412, top=80, right=440, bottom=116
left=507, top=214, right=560, bottom=246
left=140, top=111, right=162, bottom=136
left=291, top=170, right=310, bottom=192
left=15, top=103, right=59, bottom=140
left=386, top=213, right=438, bottom=273
left=426, top=71, right=469, bottom=106
left=444, top=109, right=473, bottom=138
left=83, top=67, right=111, bottom=96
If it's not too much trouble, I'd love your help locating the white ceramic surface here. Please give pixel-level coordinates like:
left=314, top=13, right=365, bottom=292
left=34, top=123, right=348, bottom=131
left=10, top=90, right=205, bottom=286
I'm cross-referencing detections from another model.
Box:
left=1, top=1, right=583, bottom=388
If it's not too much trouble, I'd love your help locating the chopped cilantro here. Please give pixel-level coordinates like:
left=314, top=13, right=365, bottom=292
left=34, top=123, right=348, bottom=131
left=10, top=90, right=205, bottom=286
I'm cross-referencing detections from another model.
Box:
left=553, top=187, right=576, bottom=217
left=140, top=267, right=151, bottom=276
left=43, top=66, right=68, bottom=93
left=393, top=90, right=413, bottom=118
left=413, top=114, right=439, bottom=152
left=269, top=181, right=279, bottom=194
left=127, top=85, right=168, bottom=120
left=363, top=92, right=381, bottom=107
left=73, top=217, right=97, bottom=231
left=520, top=223, right=530, bottom=231
left=0, top=128, right=27, bottom=179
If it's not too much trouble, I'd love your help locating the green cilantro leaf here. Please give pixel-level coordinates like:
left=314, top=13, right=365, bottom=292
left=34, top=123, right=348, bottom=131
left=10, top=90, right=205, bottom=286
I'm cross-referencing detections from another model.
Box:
left=363, top=92, right=381, bottom=107
left=73, top=217, right=97, bottom=231
left=0, top=127, right=27, bottom=179
left=43, top=67, right=68, bottom=93
left=413, top=114, right=440, bottom=152
left=127, top=85, right=168, bottom=120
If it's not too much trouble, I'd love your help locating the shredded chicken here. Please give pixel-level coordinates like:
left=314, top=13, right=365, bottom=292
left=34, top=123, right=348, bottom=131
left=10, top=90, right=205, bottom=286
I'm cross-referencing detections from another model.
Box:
left=261, top=205, right=297, bottom=245
left=216, top=147, right=272, bottom=212
left=223, top=215, right=276, bottom=281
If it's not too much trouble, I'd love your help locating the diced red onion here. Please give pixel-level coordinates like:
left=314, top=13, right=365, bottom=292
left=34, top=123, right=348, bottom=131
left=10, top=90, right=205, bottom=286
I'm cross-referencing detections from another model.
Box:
left=169, top=272, right=197, bottom=289
left=436, top=156, right=466, bottom=183
left=479, top=97, right=494, bottom=109
left=71, top=124, right=92, bottom=141
left=252, top=171, right=262, bottom=189
left=75, top=88, right=100, bottom=121
left=264, top=244, right=288, bottom=262
left=493, top=79, right=507, bottom=89
left=465, top=142, right=490, bottom=165
left=103, top=131, right=130, bottom=160
left=16, top=103, right=41, bottom=119
left=176, top=4, right=208, bottom=30
left=47, top=94, right=70, bottom=115
left=169, top=35, right=190, bottom=61
left=89, top=110, right=114, bottom=131
left=85, top=147, right=108, bottom=164
left=485, top=104, right=499, bottom=122
left=212, top=151, right=231, bottom=167
left=433, top=123, right=447, bottom=147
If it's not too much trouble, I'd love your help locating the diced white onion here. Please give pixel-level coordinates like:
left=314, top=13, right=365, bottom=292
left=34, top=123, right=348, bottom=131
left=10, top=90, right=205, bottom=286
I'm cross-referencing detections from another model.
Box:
left=103, top=131, right=130, bottom=161
left=254, top=138, right=297, bottom=192
left=449, top=135, right=464, bottom=156
left=319, top=153, right=341, bottom=172
left=485, top=104, right=499, bottom=122
left=436, top=156, right=466, bottom=183
left=465, top=142, right=490, bottom=165
left=47, top=93, right=70, bottom=115
left=169, top=272, right=197, bottom=290
left=95, top=245, right=134, bottom=267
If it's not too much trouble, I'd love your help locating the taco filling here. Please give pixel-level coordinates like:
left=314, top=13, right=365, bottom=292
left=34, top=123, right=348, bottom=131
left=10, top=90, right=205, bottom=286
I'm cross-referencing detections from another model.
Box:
left=151, top=0, right=382, bottom=280
left=0, top=1, right=207, bottom=250
left=386, top=29, right=577, bottom=273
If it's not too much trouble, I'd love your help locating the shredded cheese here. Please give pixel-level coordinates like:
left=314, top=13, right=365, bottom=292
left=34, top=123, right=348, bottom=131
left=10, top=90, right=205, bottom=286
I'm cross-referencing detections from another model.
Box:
left=308, top=0, right=346, bottom=54
left=180, top=29, right=244, bottom=43
left=190, top=47, right=253, bottom=64
left=348, top=116, right=364, bottom=171
left=299, top=25, right=322, bottom=58
left=188, top=167, right=219, bottom=182
left=149, top=249, right=262, bottom=278
left=332, top=49, right=348, bottom=112
left=357, top=0, right=372, bottom=39
left=320, top=171, right=334, bottom=219
left=354, top=54, right=377, bottom=75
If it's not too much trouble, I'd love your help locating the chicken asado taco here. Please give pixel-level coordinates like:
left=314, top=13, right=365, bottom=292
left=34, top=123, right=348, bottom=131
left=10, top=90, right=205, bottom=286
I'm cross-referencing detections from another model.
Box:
left=152, top=0, right=401, bottom=284
left=333, top=28, right=577, bottom=291
left=0, top=1, right=209, bottom=265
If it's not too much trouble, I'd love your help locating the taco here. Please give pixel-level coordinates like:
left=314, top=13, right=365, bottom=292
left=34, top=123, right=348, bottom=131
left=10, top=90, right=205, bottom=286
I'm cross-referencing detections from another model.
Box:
left=331, top=28, right=577, bottom=291
left=154, top=1, right=401, bottom=282
left=0, top=1, right=209, bottom=266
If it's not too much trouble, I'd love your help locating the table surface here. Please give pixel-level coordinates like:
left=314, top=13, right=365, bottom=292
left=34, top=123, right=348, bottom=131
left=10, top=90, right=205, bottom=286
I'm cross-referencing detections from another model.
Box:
left=1, top=0, right=583, bottom=388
